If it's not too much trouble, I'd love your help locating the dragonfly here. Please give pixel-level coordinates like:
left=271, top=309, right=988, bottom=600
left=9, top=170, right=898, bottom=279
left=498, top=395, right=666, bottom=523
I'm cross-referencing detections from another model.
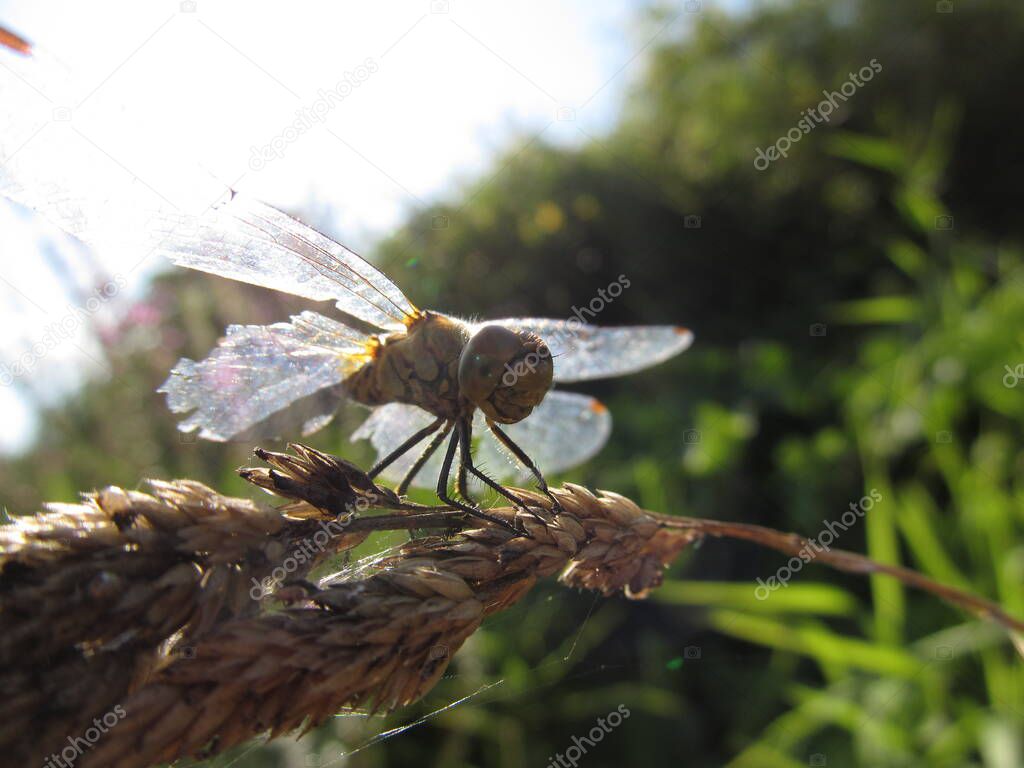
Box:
left=156, top=195, right=693, bottom=530
left=0, top=33, right=691, bottom=530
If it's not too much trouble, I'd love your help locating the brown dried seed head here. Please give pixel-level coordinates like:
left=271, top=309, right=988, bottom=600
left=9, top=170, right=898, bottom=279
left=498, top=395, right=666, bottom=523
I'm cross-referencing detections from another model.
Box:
left=6, top=446, right=706, bottom=768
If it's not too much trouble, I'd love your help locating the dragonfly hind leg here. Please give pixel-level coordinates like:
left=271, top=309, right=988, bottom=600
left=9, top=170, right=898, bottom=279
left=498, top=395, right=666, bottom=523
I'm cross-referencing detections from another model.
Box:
left=367, top=417, right=445, bottom=480
left=397, top=421, right=453, bottom=496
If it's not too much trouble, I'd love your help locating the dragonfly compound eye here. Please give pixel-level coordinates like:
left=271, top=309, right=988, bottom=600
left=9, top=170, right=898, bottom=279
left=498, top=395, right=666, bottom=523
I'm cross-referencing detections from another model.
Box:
left=459, top=325, right=553, bottom=423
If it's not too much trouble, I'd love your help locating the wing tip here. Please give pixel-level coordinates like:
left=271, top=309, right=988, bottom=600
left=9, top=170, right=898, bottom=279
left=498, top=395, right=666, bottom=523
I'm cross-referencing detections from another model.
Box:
left=0, top=27, right=32, bottom=56
left=672, top=326, right=695, bottom=355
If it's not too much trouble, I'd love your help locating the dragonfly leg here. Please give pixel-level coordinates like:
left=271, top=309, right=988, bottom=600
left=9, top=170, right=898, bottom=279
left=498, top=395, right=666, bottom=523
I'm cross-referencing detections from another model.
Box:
left=436, top=426, right=525, bottom=536
left=368, top=417, right=445, bottom=480
left=397, top=421, right=453, bottom=496
left=485, top=421, right=564, bottom=513
left=395, top=422, right=453, bottom=541
left=457, top=436, right=469, bottom=502
left=457, top=419, right=547, bottom=523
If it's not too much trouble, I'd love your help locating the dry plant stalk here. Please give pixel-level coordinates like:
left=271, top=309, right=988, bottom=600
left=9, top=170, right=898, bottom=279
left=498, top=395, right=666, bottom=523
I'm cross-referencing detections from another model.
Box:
left=1, top=444, right=1020, bottom=768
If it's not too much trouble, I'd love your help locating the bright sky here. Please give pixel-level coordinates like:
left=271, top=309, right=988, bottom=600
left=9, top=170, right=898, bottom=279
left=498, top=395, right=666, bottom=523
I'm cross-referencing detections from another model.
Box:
left=0, top=0, right=711, bottom=454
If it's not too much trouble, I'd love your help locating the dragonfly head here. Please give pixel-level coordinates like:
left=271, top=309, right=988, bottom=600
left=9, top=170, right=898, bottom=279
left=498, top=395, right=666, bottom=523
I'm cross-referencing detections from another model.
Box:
left=459, top=325, right=553, bottom=423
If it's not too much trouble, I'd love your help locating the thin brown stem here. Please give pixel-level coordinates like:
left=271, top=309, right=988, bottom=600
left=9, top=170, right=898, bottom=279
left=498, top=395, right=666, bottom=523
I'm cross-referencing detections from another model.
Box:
left=345, top=510, right=466, bottom=532
left=653, top=513, right=1024, bottom=635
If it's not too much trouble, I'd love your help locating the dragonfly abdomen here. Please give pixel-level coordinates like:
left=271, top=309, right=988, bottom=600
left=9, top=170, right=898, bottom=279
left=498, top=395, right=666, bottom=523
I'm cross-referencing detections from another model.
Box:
left=343, top=312, right=470, bottom=419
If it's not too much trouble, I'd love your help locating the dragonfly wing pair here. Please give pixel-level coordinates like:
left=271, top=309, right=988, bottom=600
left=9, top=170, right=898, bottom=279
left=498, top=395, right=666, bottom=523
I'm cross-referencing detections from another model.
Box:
left=484, top=318, right=693, bottom=383
left=159, top=310, right=362, bottom=441
left=154, top=196, right=418, bottom=331
left=154, top=196, right=416, bottom=441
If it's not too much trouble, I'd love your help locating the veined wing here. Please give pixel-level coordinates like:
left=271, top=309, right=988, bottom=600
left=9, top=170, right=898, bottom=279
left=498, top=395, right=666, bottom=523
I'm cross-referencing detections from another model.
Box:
left=352, top=391, right=611, bottom=488
left=0, top=39, right=225, bottom=255
left=160, top=310, right=369, bottom=441
left=153, top=195, right=419, bottom=331
left=1, top=35, right=412, bottom=335
left=352, top=404, right=443, bottom=487
left=473, top=318, right=693, bottom=383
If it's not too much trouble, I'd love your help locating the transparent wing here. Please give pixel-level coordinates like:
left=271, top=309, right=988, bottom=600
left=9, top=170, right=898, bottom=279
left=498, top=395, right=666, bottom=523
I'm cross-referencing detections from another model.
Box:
left=153, top=195, right=419, bottom=331
left=351, top=403, right=446, bottom=488
left=0, top=50, right=414, bottom=332
left=352, top=391, right=611, bottom=489
left=159, top=311, right=368, bottom=441
left=473, top=391, right=612, bottom=481
left=470, top=319, right=692, bottom=383
left=220, top=385, right=348, bottom=443
left=0, top=42, right=226, bottom=259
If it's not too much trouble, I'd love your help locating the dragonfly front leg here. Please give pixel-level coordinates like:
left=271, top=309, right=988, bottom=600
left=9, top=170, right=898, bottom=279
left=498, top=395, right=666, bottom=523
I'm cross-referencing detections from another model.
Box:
left=456, top=418, right=547, bottom=523
left=485, top=420, right=564, bottom=513
left=436, top=425, right=525, bottom=536
left=457, top=435, right=469, bottom=504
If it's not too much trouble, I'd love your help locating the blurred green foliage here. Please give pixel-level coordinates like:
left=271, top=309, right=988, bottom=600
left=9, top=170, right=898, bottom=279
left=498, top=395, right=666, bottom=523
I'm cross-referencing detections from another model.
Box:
left=3, top=1, right=1024, bottom=766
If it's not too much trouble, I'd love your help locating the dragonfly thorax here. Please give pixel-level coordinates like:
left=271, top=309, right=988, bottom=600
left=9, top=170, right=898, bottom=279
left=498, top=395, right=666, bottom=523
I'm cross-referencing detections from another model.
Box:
left=342, top=313, right=470, bottom=419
